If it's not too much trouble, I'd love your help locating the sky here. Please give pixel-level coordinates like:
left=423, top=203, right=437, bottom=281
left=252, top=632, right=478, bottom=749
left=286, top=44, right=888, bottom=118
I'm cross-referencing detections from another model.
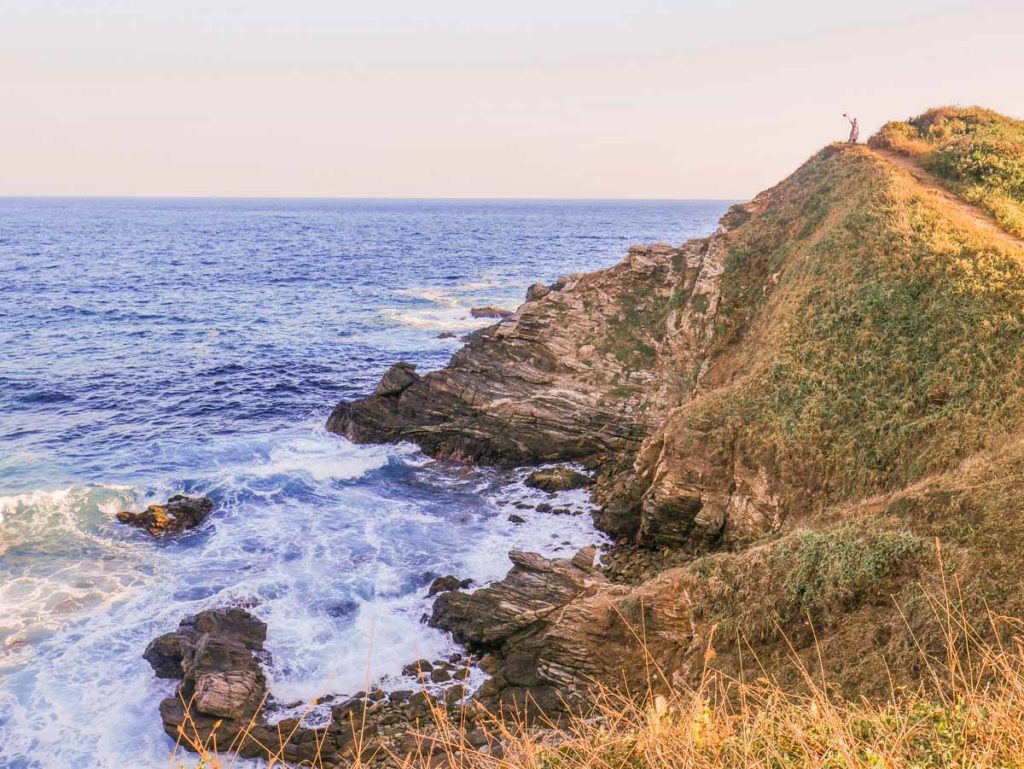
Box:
left=2, top=0, right=1023, bottom=199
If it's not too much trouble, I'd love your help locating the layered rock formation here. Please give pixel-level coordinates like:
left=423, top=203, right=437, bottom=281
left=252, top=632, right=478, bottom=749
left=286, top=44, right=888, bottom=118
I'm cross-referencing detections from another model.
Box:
left=328, top=233, right=735, bottom=530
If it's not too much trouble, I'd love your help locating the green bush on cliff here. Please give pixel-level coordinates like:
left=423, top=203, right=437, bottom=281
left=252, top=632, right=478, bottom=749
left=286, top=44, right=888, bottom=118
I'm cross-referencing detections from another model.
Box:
left=871, top=106, right=1024, bottom=236
left=780, top=526, right=926, bottom=617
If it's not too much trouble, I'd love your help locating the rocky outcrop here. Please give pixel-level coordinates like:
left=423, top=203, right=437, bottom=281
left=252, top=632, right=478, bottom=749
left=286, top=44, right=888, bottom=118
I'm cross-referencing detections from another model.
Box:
left=116, top=495, right=213, bottom=536
left=427, top=547, right=657, bottom=715
left=524, top=466, right=592, bottom=493
left=373, top=362, right=420, bottom=397
left=327, top=237, right=729, bottom=484
left=147, top=608, right=499, bottom=765
left=525, top=282, right=551, bottom=302
left=146, top=608, right=269, bottom=728
left=323, top=147, right=890, bottom=551
left=428, top=575, right=474, bottom=596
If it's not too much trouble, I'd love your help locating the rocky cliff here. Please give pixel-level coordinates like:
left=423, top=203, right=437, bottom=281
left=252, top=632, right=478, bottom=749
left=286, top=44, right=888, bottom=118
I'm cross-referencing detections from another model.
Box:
left=150, top=108, right=1024, bottom=764
left=333, top=136, right=1024, bottom=553
left=330, top=108, right=1024, bottom=712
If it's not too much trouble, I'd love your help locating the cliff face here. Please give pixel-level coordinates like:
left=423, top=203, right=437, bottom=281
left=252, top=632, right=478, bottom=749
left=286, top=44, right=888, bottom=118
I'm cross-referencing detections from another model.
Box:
left=328, top=228, right=734, bottom=470
left=326, top=108, right=1024, bottom=711
left=332, top=137, right=1024, bottom=553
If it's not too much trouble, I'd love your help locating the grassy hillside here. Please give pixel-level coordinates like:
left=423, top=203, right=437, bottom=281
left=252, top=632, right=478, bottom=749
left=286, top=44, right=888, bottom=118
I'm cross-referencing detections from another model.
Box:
left=635, top=130, right=1024, bottom=552
left=870, top=106, right=1024, bottom=237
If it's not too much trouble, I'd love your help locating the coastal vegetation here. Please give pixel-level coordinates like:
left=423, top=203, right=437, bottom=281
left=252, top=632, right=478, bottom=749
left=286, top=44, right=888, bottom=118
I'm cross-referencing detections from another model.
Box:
left=870, top=106, right=1024, bottom=237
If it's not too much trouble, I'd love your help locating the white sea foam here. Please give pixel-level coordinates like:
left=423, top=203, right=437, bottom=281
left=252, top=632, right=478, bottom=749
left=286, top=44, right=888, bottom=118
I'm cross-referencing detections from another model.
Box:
left=378, top=307, right=487, bottom=332
left=392, top=287, right=463, bottom=308
left=0, top=429, right=606, bottom=769
left=251, top=436, right=393, bottom=482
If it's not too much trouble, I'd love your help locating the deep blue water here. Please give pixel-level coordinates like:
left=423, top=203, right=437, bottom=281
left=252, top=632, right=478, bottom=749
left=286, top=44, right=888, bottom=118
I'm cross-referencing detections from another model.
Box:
left=0, top=197, right=728, bottom=768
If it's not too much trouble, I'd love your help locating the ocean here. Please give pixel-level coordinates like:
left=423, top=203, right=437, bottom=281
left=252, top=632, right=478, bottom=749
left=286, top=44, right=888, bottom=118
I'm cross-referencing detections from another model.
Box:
left=0, top=197, right=728, bottom=768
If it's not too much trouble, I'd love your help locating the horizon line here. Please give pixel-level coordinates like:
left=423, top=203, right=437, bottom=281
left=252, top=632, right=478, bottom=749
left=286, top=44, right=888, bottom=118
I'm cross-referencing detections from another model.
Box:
left=0, top=194, right=742, bottom=203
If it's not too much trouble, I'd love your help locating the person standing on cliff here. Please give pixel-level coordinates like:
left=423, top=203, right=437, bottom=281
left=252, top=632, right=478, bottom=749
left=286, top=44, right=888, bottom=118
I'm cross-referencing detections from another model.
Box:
left=844, top=114, right=859, bottom=143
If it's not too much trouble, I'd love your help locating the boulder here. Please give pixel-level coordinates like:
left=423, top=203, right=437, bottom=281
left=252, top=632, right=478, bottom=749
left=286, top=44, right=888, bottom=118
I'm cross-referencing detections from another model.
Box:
left=525, top=282, right=551, bottom=302
left=186, top=633, right=266, bottom=719
left=373, top=362, right=420, bottom=397
left=429, top=550, right=603, bottom=647
left=145, top=607, right=268, bottom=725
left=525, top=466, right=592, bottom=493
left=427, top=575, right=474, bottom=596
left=116, top=494, right=213, bottom=536
left=428, top=548, right=647, bottom=717
left=469, top=306, right=514, bottom=319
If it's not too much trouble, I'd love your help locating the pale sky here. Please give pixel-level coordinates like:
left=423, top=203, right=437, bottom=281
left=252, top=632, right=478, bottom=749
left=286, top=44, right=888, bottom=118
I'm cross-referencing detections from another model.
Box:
left=2, top=0, right=1022, bottom=198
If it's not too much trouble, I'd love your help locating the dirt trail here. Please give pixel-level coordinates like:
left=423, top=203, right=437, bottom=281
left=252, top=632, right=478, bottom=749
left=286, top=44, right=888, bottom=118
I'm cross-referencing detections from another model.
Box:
left=875, top=147, right=1024, bottom=251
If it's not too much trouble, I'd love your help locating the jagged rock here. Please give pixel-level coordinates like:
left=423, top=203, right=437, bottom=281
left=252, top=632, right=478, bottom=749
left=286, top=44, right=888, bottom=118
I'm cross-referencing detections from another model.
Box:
left=470, top=306, right=514, bottom=319
left=143, top=631, right=192, bottom=679
left=373, top=362, right=419, bottom=397
left=429, top=550, right=604, bottom=647
left=402, top=659, right=433, bottom=676
left=325, top=237, right=719, bottom=528
left=525, top=466, right=592, bottom=492
left=525, top=282, right=551, bottom=302
left=427, top=548, right=655, bottom=716
left=145, top=607, right=268, bottom=728
left=427, top=575, right=473, bottom=596
left=508, top=514, right=526, bottom=524
left=437, top=331, right=457, bottom=339
left=186, top=633, right=265, bottom=719
left=116, top=494, right=213, bottom=536
left=146, top=606, right=479, bottom=764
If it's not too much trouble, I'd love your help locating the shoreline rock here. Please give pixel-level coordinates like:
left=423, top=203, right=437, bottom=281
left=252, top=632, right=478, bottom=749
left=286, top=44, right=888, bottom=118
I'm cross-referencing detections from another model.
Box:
left=524, top=466, right=592, bottom=493
left=469, top=306, right=513, bottom=319
left=116, top=494, right=213, bottom=536
left=428, top=574, right=474, bottom=596
left=146, top=607, right=496, bottom=765
left=324, top=236, right=730, bottom=544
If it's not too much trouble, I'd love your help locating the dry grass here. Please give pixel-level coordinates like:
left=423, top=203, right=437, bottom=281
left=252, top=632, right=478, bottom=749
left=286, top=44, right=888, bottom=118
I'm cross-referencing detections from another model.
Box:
left=870, top=106, right=1024, bottom=238
left=170, top=554, right=1024, bottom=768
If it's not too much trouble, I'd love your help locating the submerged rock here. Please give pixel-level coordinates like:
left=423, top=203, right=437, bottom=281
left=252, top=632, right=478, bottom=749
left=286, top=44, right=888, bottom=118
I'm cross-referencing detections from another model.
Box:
left=116, top=494, right=213, bottom=536
left=524, top=466, right=592, bottom=492
left=469, top=306, right=513, bottom=319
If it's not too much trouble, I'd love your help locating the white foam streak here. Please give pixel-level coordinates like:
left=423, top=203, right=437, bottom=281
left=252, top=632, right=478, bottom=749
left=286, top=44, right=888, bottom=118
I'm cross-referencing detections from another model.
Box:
left=0, top=433, right=605, bottom=769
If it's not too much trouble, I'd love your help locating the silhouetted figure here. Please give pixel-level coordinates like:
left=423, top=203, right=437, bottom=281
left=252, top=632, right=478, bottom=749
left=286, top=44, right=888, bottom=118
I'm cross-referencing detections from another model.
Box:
left=844, top=114, right=859, bottom=144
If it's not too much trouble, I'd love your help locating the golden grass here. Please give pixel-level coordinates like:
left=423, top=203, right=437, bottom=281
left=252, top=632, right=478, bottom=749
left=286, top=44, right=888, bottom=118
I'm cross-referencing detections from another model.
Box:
left=170, top=552, right=1024, bottom=768
left=870, top=106, right=1024, bottom=238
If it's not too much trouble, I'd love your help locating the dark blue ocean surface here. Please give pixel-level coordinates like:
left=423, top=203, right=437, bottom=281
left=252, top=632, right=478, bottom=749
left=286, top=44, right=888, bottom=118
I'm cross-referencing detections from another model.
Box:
left=0, top=197, right=728, bottom=767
